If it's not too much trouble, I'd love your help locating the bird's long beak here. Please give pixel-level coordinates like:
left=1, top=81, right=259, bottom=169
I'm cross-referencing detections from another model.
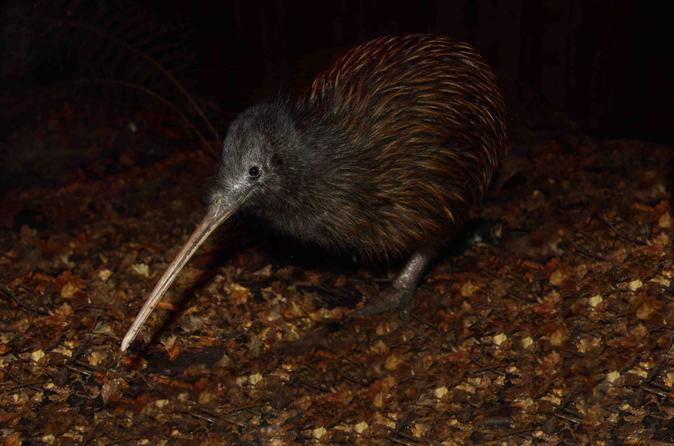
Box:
left=120, top=193, right=248, bottom=352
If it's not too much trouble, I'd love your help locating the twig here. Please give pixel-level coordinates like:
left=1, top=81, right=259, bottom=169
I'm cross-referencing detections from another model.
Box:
left=387, top=428, right=419, bottom=445
left=410, top=314, right=445, bottom=337
left=201, top=403, right=264, bottom=416
left=597, top=215, right=647, bottom=246
left=553, top=412, right=581, bottom=425
left=68, top=336, right=92, bottom=364
left=561, top=408, right=583, bottom=419
left=640, top=384, right=669, bottom=399
left=0, top=286, right=49, bottom=316
left=484, top=416, right=513, bottom=427
left=389, top=437, right=417, bottom=446
left=188, top=411, right=215, bottom=424
left=645, top=356, right=668, bottom=383
left=567, top=237, right=607, bottom=261
left=65, top=363, right=94, bottom=377
left=199, top=406, right=253, bottom=428
left=338, top=369, right=370, bottom=387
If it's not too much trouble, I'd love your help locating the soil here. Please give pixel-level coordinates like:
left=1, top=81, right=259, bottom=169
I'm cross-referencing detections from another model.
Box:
left=1, top=127, right=673, bottom=444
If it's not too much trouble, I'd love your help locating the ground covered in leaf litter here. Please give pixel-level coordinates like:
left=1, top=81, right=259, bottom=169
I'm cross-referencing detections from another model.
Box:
left=1, top=138, right=673, bottom=445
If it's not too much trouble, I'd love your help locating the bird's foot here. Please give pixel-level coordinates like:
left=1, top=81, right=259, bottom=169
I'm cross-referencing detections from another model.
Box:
left=350, top=248, right=433, bottom=320
left=351, top=285, right=416, bottom=318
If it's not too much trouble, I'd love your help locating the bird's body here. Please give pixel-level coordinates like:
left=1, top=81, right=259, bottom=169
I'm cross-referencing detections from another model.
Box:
left=232, top=34, right=506, bottom=259
left=121, top=34, right=507, bottom=352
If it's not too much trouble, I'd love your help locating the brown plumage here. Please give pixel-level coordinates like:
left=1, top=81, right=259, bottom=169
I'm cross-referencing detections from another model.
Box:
left=290, top=34, right=507, bottom=258
left=121, top=33, right=507, bottom=351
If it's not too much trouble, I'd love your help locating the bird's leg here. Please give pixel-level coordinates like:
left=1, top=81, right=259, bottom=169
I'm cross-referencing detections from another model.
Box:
left=289, top=249, right=434, bottom=352
left=354, top=248, right=435, bottom=317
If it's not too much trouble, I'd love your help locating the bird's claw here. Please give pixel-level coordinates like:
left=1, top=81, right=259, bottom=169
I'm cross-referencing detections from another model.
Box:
left=352, top=285, right=416, bottom=318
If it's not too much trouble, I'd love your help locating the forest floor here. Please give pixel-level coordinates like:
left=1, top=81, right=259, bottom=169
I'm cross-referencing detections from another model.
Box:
left=1, top=127, right=673, bottom=444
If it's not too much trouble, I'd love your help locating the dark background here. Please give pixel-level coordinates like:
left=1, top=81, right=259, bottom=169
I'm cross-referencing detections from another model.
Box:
left=154, top=0, right=673, bottom=141
left=1, top=0, right=672, bottom=189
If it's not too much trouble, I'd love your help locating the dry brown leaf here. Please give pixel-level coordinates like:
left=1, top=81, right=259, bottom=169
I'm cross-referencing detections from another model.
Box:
left=2, top=432, right=22, bottom=446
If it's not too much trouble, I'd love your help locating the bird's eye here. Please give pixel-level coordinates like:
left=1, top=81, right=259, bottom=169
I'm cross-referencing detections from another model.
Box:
left=248, top=165, right=261, bottom=178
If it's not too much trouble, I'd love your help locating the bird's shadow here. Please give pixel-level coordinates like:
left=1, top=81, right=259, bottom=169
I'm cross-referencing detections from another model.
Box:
left=272, top=217, right=505, bottom=356
left=132, top=214, right=502, bottom=358
left=135, top=223, right=251, bottom=355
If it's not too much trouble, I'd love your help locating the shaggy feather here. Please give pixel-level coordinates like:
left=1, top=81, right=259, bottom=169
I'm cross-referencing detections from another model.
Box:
left=218, top=34, right=507, bottom=260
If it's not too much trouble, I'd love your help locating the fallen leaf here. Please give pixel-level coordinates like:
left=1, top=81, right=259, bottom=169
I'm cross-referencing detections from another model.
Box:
left=606, top=371, right=620, bottom=383
left=433, top=386, right=448, bottom=399
left=549, top=270, right=565, bottom=286
left=60, top=282, right=80, bottom=299
left=2, top=432, right=21, bottom=446
left=354, top=421, right=368, bottom=434
left=227, top=283, right=251, bottom=305
left=30, top=349, right=45, bottom=362
left=312, top=427, right=327, bottom=439
left=549, top=327, right=566, bottom=347
left=88, top=351, right=106, bottom=367
left=131, top=263, right=150, bottom=277
left=249, top=373, right=263, bottom=385
left=101, top=378, right=124, bottom=405
left=384, top=354, right=403, bottom=371
left=412, top=423, right=429, bottom=438
left=373, top=392, right=385, bottom=408
left=628, top=279, right=643, bottom=291
left=520, top=336, right=534, bottom=349
left=460, top=281, right=480, bottom=297
left=493, top=333, right=508, bottom=346
left=588, top=294, right=603, bottom=308
left=659, top=212, right=671, bottom=229
left=98, top=269, right=113, bottom=281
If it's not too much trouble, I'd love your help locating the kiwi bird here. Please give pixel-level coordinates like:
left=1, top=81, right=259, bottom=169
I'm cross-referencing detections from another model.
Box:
left=121, top=34, right=507, bottom=352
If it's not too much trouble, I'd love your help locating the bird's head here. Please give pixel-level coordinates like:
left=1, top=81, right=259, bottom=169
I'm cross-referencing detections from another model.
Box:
left=120, top=103, right=302, bottom=351
left=211, top=104, right=297, bottom=212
